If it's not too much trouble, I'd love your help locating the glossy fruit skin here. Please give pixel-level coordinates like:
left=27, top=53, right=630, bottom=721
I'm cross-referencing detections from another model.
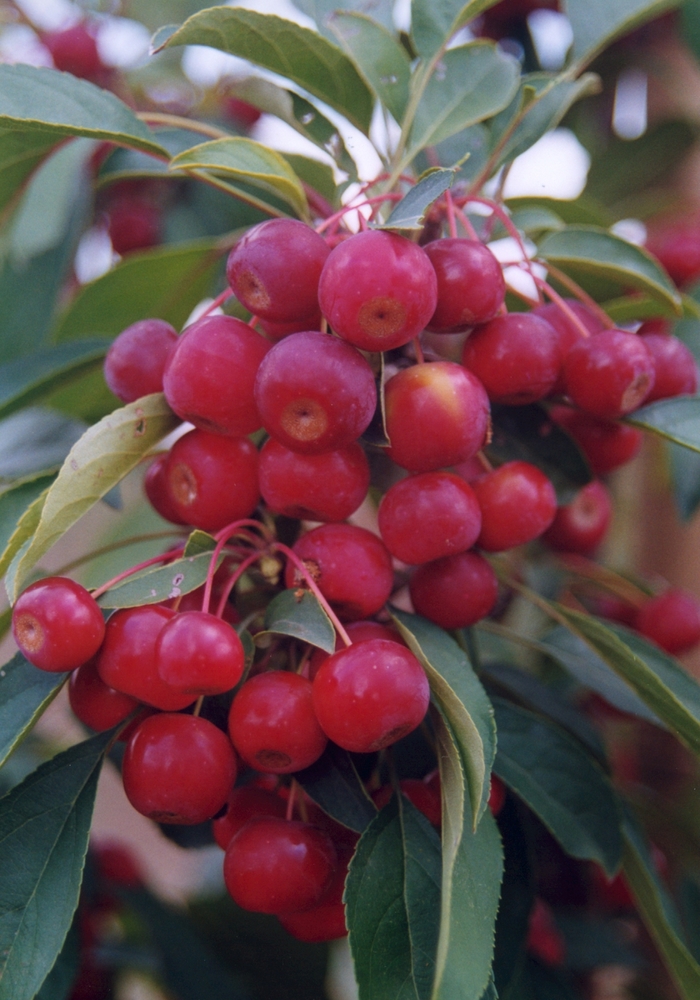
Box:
left=104, top=319, right=178, bottom=403
left=155, top=611, right=245, bottom=696
left=409, top=551, right=498, bottom=629
left=319, top=230, right=438, bottom=351
left=532, top=300, right=604, bottom=394
left=634, top=588, right=700, bottom=655
left=163, top=429, right=260, bottom=531
left=378, top=472, right=482, bottom=564
left=639, top=333, right=699, bottom=402
left=278, top=843, right=352, bottom=942
left=44, top=22, right=103, bottom=80
left=385, top=362, right=490, bottom=472
left=96, top=605, right=196, bottom=711
left=307, top=620, right=402, bottom=680
left=254, top=331, right=377, bottom=454
left=226, top=219, right=330, bottom=322
left=12, top=577, right=106, bottom=672
left=312, top=639, right=430, bottom=753
left=562, top=329, right=655, bottom=418
left=543, top=480, right=612, bottom=555
left=462, top=312, right=560, bottom=404
left=549, top=406, right=643, bottom=476
left=69, top=658, right=139, bottom=732
left=144, top=454, right=189, bottom=526
left=424, top=238, right=506, bottom=332
left=122, top=713, right=236, bottom=825
left=229, top=672, right=327, bottom=773
left=213, top=786, right=287, bottom=850
left=163, top=315, right=269, bottom=436
left=258, top=313, right=322, bottom=340
left=284, top=524, right=394, bottom=621
left=473, top=461, right=557, bottom=552
left=224, top=817, right=337, bottom=914
left=259, top=439, right=369, bottom=522
left=107, top=196, right=161, bottom=256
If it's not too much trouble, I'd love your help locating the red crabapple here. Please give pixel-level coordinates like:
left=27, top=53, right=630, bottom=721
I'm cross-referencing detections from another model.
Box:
left=549, top=407, right=643, bottom=476
left=69, top=659, right=139, bottom=732
left=44, top=22, right=103, bottom=80
left=634, top=588, right=700, bottom=655
left=409, top=551, right=498, bottom=629
left=104, top=319, right=177, bottom=403
left=638, top=333, right=699, bottom=402
left=318, top=230, right=438, bottom=351
left=312, top=639, right=430, bottom=753
left=543, top=480, right=612, bottom=555
left=12, top=577, right=105, bottom=672
left=278, top=843, right=353, bottom=942
left=462, top=312, right=560, bottom=405
left=258, top=439, right=369, bottom=522
left=473, top=461, right=557, bottom=551
left=213, top=786, right=287, bottom=850
left=155, top=611, right=245, bottom=696
left=424, top=238, right=505, bottom=332
left=562, top=330, right=654, bottom=418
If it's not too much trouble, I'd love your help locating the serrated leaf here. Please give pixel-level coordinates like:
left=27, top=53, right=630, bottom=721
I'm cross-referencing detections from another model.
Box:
left=35, top=918, right=79, bottom=1000
left=295, top=742, right=377, bottom=833
left=408, top=43, right=520, bottom=159
left=0, top=730, right=111, bottom=1000
left=12, top=394, right=179, bottom=598
left=411, top=0, right=503, bottom=59
left=0, top=64, right=166, bottom=157
left=622, top=812, right=700, bottom=1000
left=328, top=13, right=411, bottom=123
left=97, top=551, right=218, bottom=609
left=170, top=138, right=308, bottom=218
left=0, top=653, right=67, bottom=771
left=539, top=226, right=682, bottom=315
left=378, top=169, right=455, bottom=232
left=53, top=240, right=222, bottom=342
left=556, top=608, right=700, bottom=758
left=345, top=794, right=442, bottom=1000
left=627, top=396, right=700, bottom=453
left=492, top=697, right=622, bottom=875
left=564, top=0, right=683, bottom=68
left=0, top=341, right=109, bottom=424
left=487, top=404, right=591, bottom=504
left=161, top=8, right=374, bottom=134
left=0, top=473, right=56, bottom=577
left=392, top=609, right=495, bottom=827
left=260, top=589, right=336, bottom=652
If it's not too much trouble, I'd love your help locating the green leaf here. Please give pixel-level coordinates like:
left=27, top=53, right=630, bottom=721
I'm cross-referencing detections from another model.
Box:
left=0, top=129, right=57, bottom=218
left=170, top=138, right=308, bottom=218
left=602, top=293, right=677, bottom=324
left=97, top=551, right=219, bottom=609
left=53, top=240, right=222, bottom=342
left=328, top=13, right=411, bottom=123
left=391, top=609, right=495, bottom=826
left=283, top=154, right=337, bottom=205
left=0, top=64, right=166, bottom=157
left=0, top=341, right=109, bottom=424
left=408, top=43, right=520, bottom=159
left=0, top=730, right=111, bottom=1000
left=11, top=394, right=179, bottom=598
left=0, top=653, right=67, bottom=771
left=378, top=169, right=455, bottom=232
left=411, top=0, right=503, bottom=59
left=667, top=440, right=700, bottom=521
left=259, top=589, right=336, bottom=652
left=627, top=396, right=700, bottom=454
left=622, top=813, right=700, bottom=1000
left=488, top=404, right=591, bottom=504
left=0, top=410, right=85, bottom=483
left=555, top=608, right=700, bottom=758
left=564, top=0, right=683, bottom=68
left=161, top=8, right=374, bottom=134
left=294, top=0, right=396, bottom=39
left=345, top=794, right=442, bottom=1000
left=538, top=226, right=682, bottom=315
left=295, top=742, right=377, bottom=833
left=682, top=0, right=700, bottom=64
left=0, top=472, right=56, bottom=577
left=492, top=697, right=622, bottom=875
left=35, top=918, right=79, bottom=1000
left=183, top=529, right=217, bottom=557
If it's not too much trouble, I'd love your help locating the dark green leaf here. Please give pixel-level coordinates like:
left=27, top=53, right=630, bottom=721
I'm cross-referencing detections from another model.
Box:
left=622, top=812, right=700, bottom=1000
left=97, top=551, right=218, bottom=609
left=12, top=394, right=179, bottom=598
left=0, top=653, right=67, bottom=771
left=564, top=0, right=683, bottom=67
left=509, top=206, right=565, bottom=236
left=54, top=240, right=222, bottom=342
left=411, top=0, right=503, bottom=59
left=378, top=169, right=454, bottom=232
left=328, top=13, right=411, bottom=122
left=627, top=396, right=700, bottom=453
left=682, top=0, right=700, bottom=64
left=161, top=8, right=374, bottom=133
left=409, top=43, right=520, bottom=158
left=505, top=196, right=613, bottom=229
left=294, top=0, right=396, bottom=38
left=0, top=472, right=56, bottom=576
left=34, top=918, right=79, bottom=1000
left=96, top=127, right=207, bottom=184
left=0, top=129, right=56, bottom=217
left=538, top=226, right=682, bottom=315
left=0, top=730, right=111, bottom=1000
left=0, top=341, right=108, bottom=424
left=392, top=609, right=495, bottom=825
left=260, top=589, right=336, bottom=652
left=555, top=609, right=700, bottom=758
left=283, top=154, right=337, bottom=205
left=493, top=798, right=534, bottom=996
left=295, top=742, right=377, bottom=833
left=668, top=440, right=700, bottom=520
left=492, top=697, right=622, bottom=875
left=345, top=795, right=442, bottom=1000
left=0, top=409, right=85, bottom=482
left=0, top=64, right=166, bottom=157
left=487, top=404, right=592, bottom=504
left=602, top=293, right=677, bottom=324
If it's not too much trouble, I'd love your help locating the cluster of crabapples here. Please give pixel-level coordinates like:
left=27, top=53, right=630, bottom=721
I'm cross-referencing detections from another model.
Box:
left=11, top=210, right=700, bottom=941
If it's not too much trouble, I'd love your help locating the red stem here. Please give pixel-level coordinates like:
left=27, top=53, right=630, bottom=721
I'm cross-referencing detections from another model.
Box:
left=445, top=190, right=458, bottom=239
left=315, top=193, right=403, bottom=235
left=535, top=277, right=592, bottom=340
left=214, top=550, right=264, bottom=619
left=197, top=288, right=232, bottom=320
left=459, top=196, right=543, bottom=303
left=92, top=547, right=185, bottom=600
left=452, top=205, right=480, bottom=242
left=273, top=542, right=353, bottom=647
left=202, top=519, right=270, bottom=614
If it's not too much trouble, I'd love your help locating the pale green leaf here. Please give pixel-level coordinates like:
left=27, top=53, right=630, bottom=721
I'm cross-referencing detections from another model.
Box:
left=411, top=0, right=503, bottom=59
left=379, top=169, right=454, bottom=231
left=627, top=397, right=700, bottom=454
left=328, top=13, right=411, bottom=123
